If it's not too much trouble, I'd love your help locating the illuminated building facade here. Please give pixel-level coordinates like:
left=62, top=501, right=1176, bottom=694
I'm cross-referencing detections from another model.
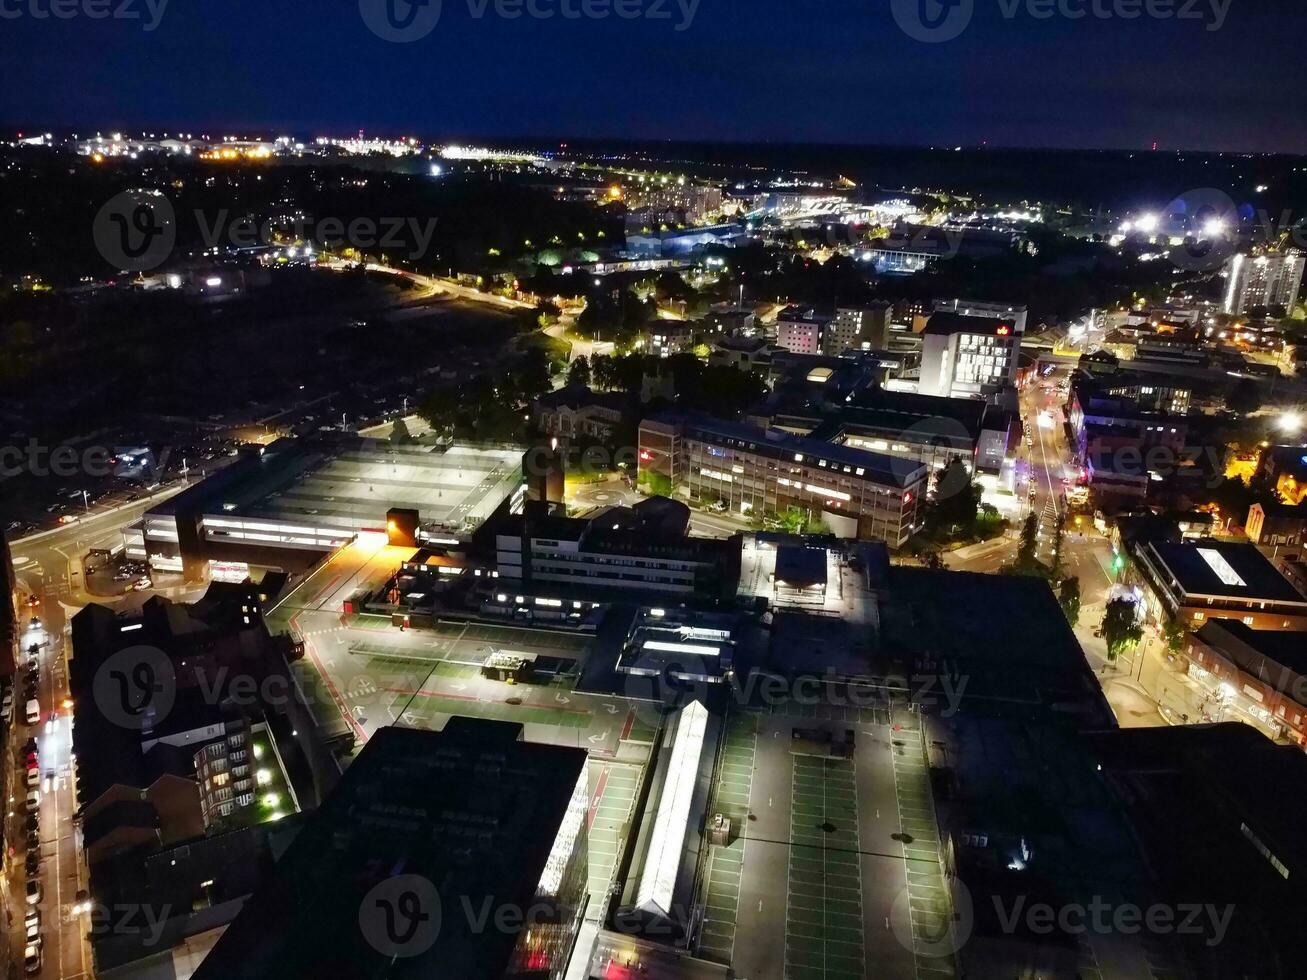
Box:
left=638, top=415, right=926, bottom=545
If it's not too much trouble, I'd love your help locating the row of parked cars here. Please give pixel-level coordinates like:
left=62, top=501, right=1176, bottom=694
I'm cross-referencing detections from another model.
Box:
left=22, top=731, right=45, bottom=974
left=4, top=607, right=48, bottom=974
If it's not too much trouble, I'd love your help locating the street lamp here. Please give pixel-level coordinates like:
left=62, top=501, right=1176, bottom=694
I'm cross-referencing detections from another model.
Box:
left=1276, top=411, right=1302, bottom=436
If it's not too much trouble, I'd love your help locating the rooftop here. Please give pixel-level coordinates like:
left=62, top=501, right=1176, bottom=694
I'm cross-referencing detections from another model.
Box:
left=673, top=413, right=928, bottom=487
left=1194, top=619, right=1307, bottom=683
left=153, top=436, right=522, bottom=536
left=922, top=310, right=1018, bottom=338
left=1145, top=540, right=1307, bottom=604
left=194, top=720, right=586, bottom=980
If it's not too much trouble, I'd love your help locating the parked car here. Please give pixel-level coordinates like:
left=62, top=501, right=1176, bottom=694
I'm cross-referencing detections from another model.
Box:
left=24, top=908, right=40, bottom=931
left=25, top=789, right=40, bottom=812
left=25, top=769, right=40, bottom=790
left=24, top=699, right=40, bottom=726
left=23, top=942, right=41, bottom=975
left=25, top=879, right=42, bottom=905
left=24, top=850, right=39, bottom=876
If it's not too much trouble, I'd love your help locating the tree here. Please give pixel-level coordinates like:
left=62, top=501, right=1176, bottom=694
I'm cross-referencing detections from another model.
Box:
left=1227, top=378, right=1263, bottom=415
left=567, top=355, right=591, bottom=389
left=535, top=301, right=560, bottom=329
left=591, top=354, right=618, bottom=391
left=1017, top=513, right=1039, bottom=566
left=1058, top=576, right=1081, bottom=627
left=930, top=458, right=981, bottom=531
left=1163, top=617, right=1187, bottom=654
left=1051, top=510, right=1068, bottom=576
left=389, top=417, right=412, bottom=443
left=1102, top=598, right=1144, bottom=661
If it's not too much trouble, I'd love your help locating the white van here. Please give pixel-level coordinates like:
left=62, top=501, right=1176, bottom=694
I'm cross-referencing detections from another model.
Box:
left=24, top=699, right=40, bottom=726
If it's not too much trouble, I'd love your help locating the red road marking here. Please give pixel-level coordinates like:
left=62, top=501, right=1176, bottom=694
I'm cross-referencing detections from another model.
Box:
left=619, top=709, right=635, bottom=741
left=294, top=614, right=367, bottom=743
left=588, top=767, right=610, bottom=831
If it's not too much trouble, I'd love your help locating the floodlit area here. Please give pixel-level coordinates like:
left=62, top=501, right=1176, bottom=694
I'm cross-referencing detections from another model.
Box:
left=697, top=706, right=932, bottom=980
left=240, top=443, right=522, bottom=535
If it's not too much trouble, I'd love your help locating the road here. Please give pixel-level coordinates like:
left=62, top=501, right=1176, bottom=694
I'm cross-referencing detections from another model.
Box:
left=544, top=316, right=614, bottom=363
left=5, top=486, right=193, bottom=980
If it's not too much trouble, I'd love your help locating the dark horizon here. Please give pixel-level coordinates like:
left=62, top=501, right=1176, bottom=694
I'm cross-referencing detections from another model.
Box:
left=2, top=0, right=1305, bottom=155
left=7, top=123, right=1307, bottom=161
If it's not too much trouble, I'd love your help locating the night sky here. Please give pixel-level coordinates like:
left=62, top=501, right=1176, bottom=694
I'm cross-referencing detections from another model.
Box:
left=1, top=0, right=1304, bottom=153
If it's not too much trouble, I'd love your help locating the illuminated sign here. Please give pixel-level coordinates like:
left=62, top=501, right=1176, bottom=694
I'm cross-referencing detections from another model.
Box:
left=996, top=325, right=1011, bottom=336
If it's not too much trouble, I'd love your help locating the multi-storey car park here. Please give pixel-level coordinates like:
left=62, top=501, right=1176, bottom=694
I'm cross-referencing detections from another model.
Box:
left=127, top=436, right=523, bottom=579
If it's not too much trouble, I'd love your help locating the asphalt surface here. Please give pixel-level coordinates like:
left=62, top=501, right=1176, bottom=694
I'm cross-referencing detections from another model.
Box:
left=703, top=709, right=928, bottom=980
left=5, top=490, right=190, bottom=980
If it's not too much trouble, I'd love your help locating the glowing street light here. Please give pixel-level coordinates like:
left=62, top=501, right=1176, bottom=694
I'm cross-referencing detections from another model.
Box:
left=1278, top=411, right=1303, bottom=436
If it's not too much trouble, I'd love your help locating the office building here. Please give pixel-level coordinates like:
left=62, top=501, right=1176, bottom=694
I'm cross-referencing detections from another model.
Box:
left=1223, top=251, right=1305, bottom=314
left=931, top=298, right=1029, bottom=335
left=916, top=310, right=1022, bottom=399
left=496, top=498, right=742, bottom=600
left=1130, top=540, right=1307, bottom=630
left=638, top=414, right=926, bottom=544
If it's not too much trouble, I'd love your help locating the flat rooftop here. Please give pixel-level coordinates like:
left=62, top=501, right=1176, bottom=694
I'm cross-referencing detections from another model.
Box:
left=194, top=720, right=585, bottom=980
left=156, top=436, right=522, bottom=535
left=675, top=414, right=927, bottom=487
left=1146, top=541, right=1307, bottom=603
